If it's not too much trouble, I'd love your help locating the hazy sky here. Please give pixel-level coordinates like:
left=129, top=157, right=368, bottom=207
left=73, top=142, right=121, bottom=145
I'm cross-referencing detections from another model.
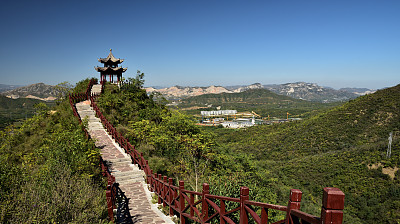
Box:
left=0, top=0, right=399, bottom=89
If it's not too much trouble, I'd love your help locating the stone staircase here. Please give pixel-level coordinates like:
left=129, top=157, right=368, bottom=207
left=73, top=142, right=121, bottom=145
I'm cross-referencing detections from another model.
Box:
left=91, top=84, right=102, bottom=95
left=73, top=84, right=173, bottom=223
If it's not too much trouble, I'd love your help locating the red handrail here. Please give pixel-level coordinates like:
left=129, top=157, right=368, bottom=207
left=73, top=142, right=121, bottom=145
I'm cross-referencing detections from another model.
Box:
left=70, top=79, right=345, bottom=224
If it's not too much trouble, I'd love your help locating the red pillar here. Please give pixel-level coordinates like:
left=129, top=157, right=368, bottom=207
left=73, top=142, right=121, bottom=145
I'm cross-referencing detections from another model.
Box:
left=106, top=185, right=114, bottom=221
left=158, top=174, right=162, bottom=204
left=169, top=178, right=174, bottom=216
left=202, top=183, right=210, bottom=221
left=240, top=187, right=249, bottom=224
left=179, top=181, right=185, bottom=224
left=321, top=187, right=345, bottom=224
left=285, top=189, right=302, bottom=224
left=163, top=176, right=167, bottom=207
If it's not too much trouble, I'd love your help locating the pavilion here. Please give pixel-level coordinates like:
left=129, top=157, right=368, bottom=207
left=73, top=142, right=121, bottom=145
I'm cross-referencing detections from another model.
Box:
left=95, top=49, right=127, bottom=83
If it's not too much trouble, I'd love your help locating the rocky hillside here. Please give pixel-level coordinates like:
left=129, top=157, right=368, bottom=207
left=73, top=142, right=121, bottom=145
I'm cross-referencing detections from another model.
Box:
left=146, top=82, right=373, bottom=103
left=1, top=83, right=62, bottom=101
left=145, top=85, right=232, bottom=99
left=264, top=82, right=361, bottom=102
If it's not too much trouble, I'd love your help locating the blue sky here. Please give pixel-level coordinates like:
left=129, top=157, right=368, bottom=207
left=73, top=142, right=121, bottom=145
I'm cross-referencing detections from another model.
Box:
left=0, top=0, right=399, bottom=89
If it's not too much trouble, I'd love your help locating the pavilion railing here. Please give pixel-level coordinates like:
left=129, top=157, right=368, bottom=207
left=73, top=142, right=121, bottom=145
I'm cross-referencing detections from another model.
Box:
left=71, top=80, right=345, bottom=224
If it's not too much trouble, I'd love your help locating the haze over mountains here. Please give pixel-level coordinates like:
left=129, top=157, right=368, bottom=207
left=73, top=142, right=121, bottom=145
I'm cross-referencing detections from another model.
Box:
left=146, top=82, right=375, bottom=103
left=0, top=83, right=62, bottom=101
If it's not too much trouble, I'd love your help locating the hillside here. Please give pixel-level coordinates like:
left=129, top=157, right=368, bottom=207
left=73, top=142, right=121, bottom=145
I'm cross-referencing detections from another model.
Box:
left=1, top=83, right=63, bottom=101
left=210, top=84, right=400, bottom=223
left=0, top=95, right=53, bottom=128
left=145, top=85, right=232, bottom=99
left=0, top=79, right=107, bottom=223
left=264, top=82, right=361, bottom=102
left=84, top=74, right=398, bottom=222
left=177, top=88, right=341, bottom=118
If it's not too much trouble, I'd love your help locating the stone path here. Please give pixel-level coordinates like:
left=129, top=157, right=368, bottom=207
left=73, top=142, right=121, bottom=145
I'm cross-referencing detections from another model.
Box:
left=75, top=84, right=173, bottom=224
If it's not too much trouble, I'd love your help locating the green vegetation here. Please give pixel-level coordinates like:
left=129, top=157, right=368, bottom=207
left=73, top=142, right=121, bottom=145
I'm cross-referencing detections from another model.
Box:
left=97, top=73, right=215, bottom=193
left=93, top=72, right=400, bottom=223
left=176, top=88, right=341, bottom=119
left=0, top=96, right=54, bottom=129
left=0, top=79, right=107, bottom=223
left=208, top=84, right=400, bottom=223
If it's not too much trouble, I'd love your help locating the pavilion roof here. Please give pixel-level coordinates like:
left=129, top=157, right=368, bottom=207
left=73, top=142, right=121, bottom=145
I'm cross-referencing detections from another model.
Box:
left=98, top=49, right=124, bottom=64
left=95, top=66, right=127, bottom=73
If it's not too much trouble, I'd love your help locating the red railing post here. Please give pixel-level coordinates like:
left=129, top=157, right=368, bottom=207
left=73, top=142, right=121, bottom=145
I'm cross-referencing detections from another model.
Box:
left=154, top=173, right=158, bottom=194
left=149, top=169, right=153, bottom=191
left=190, top=193, right=194, bottom=217
left=179, top=180, right=186, bottom=224
left=220, top=199, right=226, bottom=224
left=202, top=183, right=210, bottom=221
left=106, top=185, right=114, bottom=221
left=240, top=186, right=249, bottom=224
left=320, top=187, right=345, bottom=224
left=163, top=176, right=167, bottom=207
left=169, top=178, right=174, bottom=216
left=140, top=152, right=144, bottom=168
left=285, top=189, right=302, bottom=224
left=125, top=138, right=128, bottom=152
left=158, top=174, right=162, bottom=204
left=145, top=160, right=150, bottom=183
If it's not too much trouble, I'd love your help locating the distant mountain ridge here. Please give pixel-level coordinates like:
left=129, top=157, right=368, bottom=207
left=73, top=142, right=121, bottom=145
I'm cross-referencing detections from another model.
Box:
left=339, top=87, right=375, bottom=95
left=0, top=84, right=23, bottom=93
left=264, top=82, right=360, bottom=102
left=1, top=83, right=61, bottom=101
left=146, top=82, right=375, bottom=102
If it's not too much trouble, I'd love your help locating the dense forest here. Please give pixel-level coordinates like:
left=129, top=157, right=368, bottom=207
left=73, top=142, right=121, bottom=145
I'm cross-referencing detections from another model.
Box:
left=96, top=73, right=400, bottom=223
left=0, top=79, right=108, bottom=223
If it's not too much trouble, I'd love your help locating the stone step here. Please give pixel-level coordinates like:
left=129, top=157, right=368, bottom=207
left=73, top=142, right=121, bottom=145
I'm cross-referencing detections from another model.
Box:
left=88, top=125, right=104, bottom=131
left=111, top=162, right=134, bottom=169
left=107, top=159, right=133, bottom=167
left=115, top=173, right=145, bottom=182
left=81, top=117, right=99, bottom=121
left=79, top=113, right=98, bottom=118
left=112, top=170, right=142, bottom=177
left=76, top=105, right=91, bottom=109
left=88, top=122, right=102, bottom=126
left=108, top=157, right=132, bottom=163
left=117, top=176, right=145, bottom=184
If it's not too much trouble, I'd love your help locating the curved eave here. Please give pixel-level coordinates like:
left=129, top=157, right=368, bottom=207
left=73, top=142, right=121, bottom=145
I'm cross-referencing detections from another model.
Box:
left=95, top=67, right=127, bottom=73
left=98, top=58, right=124, bottom=64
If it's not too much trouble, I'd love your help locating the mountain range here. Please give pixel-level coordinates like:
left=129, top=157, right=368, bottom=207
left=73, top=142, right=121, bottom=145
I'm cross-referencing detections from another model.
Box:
left=146, top=82, right=375, bottom=103
left=0, top=83, right=62, bottom=101
left=0, top=82, right=375, bottom=103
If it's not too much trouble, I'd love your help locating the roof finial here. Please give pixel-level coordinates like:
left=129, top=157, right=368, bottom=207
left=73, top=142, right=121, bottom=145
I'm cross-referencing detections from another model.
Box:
left=110, top=48, right=112, bottom=53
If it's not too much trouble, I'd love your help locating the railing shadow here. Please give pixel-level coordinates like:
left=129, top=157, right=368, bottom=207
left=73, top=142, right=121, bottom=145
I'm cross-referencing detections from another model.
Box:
left=111, top=183, right=134, bottom=224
